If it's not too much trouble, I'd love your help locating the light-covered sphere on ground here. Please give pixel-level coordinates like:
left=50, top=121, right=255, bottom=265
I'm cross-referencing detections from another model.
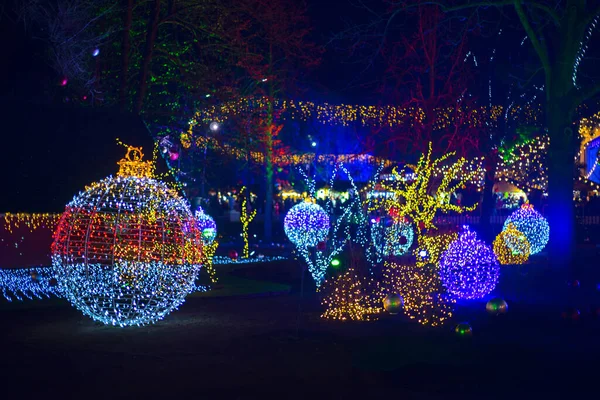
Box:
left=383, top=293, right=404, bottom=314
left=284, top=202, right=330, bottom=247
left=503, top=203, right=549, bottom=255
left=371, top=216, right=414, bottom=257
left=195, top=207, right=217, bottom=244
left=493, top=223, right=530, bottom=265
left=51, top=147, right=203, bottom=327
left=439, top=226, right=500, bottom=300
left=486, top=297, right=508, bottom=315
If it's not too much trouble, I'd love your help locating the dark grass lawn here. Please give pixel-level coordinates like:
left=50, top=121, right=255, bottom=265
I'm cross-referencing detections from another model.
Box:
left=3, top=256, right=600, bottom=399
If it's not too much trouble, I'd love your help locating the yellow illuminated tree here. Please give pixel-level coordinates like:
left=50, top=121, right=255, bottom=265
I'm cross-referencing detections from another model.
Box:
left=379, top=142, right=480, bottom=235
left=240, top=187, right=256, bottom=259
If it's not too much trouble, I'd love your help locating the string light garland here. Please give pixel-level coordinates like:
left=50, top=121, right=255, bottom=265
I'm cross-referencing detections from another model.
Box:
left=51, top=145, right=203, bottom=327
left=239, top=187, right=256, bottom=259
left=503, top=203, right=549, bottom=255
left=211, top=255, right=287, bottom=265
left=2, top=213, right=61, bottom=233
left=187, top=97, right=516, bottom=130
left=320, top=266, right=385, bottom=321
left=439, top=226, right=500, bottom=300
left=493, top=223, right=530, bottom=265
left=0, top=266, right=215, bottom=302
left=195, top=207, right=218, bottom=283
left=0, top=267, right=60, bottom=301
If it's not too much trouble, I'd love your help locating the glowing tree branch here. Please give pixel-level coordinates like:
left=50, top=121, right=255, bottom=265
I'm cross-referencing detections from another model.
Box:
left=240, top=186, right=256, bottom=259
left=295, top=205, right=352, bottom=288
left=380, top=142, right=479, bottom=236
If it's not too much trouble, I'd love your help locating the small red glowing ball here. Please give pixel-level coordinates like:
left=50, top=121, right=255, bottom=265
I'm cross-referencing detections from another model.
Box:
left=570, top=280, right=580, bottom=288
left=169, top=152, right=179, bottom=161
left=31, top=272, right=39, bottom=282
left=316, top=241, right=326, bottom=251
left=561, top=308, right=580, bottom=321
left=228, top=250, right=238, bottom=260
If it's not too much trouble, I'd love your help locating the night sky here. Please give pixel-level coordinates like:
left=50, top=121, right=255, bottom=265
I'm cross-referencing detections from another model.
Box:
left=0, top=1, right=370, bottom=213
left=0, top=1, right=535, bottom=212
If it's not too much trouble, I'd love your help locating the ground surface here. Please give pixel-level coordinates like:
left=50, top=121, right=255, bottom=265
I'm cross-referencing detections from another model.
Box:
left=3, top=257, right=600, bottom=399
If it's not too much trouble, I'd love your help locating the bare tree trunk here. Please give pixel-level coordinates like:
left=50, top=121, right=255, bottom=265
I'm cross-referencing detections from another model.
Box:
left=264, top=45, right=274, bottom=240
left=480, top=148, right=498, bottom=243
left=134, top=0, right=161, bottom=114
left=119, top=0, right=134, bottom=110
left=546, top=97, right=576, bottom=272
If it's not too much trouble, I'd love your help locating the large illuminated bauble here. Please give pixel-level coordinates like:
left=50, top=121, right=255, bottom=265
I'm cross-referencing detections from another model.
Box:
left=284, top=202, right=329, bottom=248
left=503, top=203, right=549, bottom=255
left=493, top=223, right=530, bottom=265
left=371, top=216, right=414, bottom=257
left=195, top=207, right=217, bottom=244
left=51, top=147, right=203, bottom=327
left=439, top=226, right=499, bottom=300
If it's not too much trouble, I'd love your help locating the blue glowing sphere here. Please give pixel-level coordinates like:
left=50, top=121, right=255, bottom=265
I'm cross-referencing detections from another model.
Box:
left=371, top=217, right=414, bottom=256
left=503, top=204, right=549, bottom=255
left=284, top=202, right=329, bottom=247
left=195, top=207, right=217, bottom=244
left=439, top=226, right=499, bottom=300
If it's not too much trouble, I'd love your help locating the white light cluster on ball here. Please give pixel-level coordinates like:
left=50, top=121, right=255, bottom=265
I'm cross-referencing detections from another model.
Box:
left=284, top=202, right=330, bottom=248
left=503, top=203, right=549, bottom=255
left=371, top=217, right=414, bottom=257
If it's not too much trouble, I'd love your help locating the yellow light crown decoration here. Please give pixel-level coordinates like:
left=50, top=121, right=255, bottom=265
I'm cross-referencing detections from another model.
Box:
left=117, top=146, right=155, bottom=178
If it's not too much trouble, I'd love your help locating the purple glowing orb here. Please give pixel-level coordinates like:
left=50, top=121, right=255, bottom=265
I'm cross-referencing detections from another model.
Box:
left=439, top=226, right=499, bottom=300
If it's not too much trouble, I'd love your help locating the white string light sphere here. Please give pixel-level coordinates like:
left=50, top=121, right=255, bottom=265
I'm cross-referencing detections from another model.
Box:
left=503, top=203, right=549, bottom=254
left=51, top=146, right=203, bottom=327
left=439, top=226, right=500, bottom=300
left=284, top=202, right=330, bottom=248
